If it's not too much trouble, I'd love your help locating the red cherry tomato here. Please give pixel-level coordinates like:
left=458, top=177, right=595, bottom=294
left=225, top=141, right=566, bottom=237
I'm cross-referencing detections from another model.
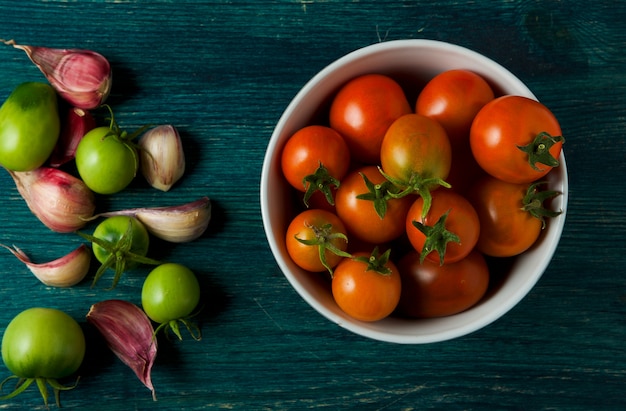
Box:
left=285, top=209, right=349, bottom=273
left=416, top=69, right=494, bottom=150
left=335, top=166, right=413, bottom=244
left=281, top=125, right=350, bottom=205
left=332, top=250, right=401, bottom=322
left=329, top=74, right=411, bottom=164
left=470, top=95, right=564, bottom=184
left=405, top=189, right=480, bottom=265
left=467, top=174, right=562, bottom=257
left=397, top=249, right=489, bottom=318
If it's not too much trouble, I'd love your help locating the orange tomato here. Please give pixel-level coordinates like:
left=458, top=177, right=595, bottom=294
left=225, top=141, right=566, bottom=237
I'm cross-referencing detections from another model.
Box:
left=332, top=250, right=401, bottom=322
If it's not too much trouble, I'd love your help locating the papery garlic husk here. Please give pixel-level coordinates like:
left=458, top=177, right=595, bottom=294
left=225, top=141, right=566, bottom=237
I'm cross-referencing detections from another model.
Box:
left=1, top=244, right=91, bottom=287
left=138, top=125, right=185, bottom=192
left=91, top=197, right=211, bottom=243
left=2, top=39, right=112, bottom=110
left=87, top=300, right=157, bottom=400
left=8, top=167, right=96, bottom=232
left=49, top=107, right=96, bottom=167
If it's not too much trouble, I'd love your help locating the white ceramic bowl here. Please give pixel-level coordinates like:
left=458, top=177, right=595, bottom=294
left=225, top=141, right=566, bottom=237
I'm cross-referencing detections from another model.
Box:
left=260, top=39, right=568, bottom=344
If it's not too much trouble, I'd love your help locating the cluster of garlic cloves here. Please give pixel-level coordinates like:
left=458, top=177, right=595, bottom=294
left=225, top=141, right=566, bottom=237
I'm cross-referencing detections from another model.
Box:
left=2, top=39, right=112, bottom=110
left=138, top=125, right=185, bottom=192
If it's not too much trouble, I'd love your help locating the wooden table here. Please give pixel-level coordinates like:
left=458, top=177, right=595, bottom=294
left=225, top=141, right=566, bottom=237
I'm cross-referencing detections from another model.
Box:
left=0, top=1, right=624, bottom=410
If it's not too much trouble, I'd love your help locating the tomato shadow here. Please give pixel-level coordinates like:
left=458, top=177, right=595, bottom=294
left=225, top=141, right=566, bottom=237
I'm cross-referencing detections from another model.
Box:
left=79, top=322, right=118, bottom=379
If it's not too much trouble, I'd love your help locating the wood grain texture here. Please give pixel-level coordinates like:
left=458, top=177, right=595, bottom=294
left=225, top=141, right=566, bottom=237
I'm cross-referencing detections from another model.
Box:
left=0, top=1, right=624, bottom=410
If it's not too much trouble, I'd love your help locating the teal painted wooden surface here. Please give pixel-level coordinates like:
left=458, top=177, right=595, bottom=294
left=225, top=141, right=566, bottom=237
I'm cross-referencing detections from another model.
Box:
left=0, top=1, right=624, bottom=410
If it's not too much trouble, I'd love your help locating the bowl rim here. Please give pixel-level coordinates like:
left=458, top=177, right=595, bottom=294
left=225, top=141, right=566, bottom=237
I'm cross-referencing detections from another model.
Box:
left=260, top=39, right=568, bottom=344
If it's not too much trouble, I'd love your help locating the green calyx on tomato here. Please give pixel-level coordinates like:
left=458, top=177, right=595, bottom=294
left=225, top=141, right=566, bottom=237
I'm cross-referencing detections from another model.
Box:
left=302, top=162, right=340, bottom=207
left=352, top=247, right=393, bottom=276
left=517, top=131, right=565, bottom=172
left=295, top=222, right=351, bottom=275
left=379, top=166, right=451, bottom=220
left=411, top=209, right=461, bottom=266
left=355, top=171, right=397, bottom=219
left=522, top=181, right=563, bottom=228
left=77, top=216, right=161, bottom=288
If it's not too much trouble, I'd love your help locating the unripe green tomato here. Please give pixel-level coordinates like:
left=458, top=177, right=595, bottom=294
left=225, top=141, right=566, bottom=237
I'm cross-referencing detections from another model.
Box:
left=0, top=82, right=60, bottom=171
left=142, top=263, right=201, bottom=324
left=1, top=307, right=85, bottom=379
left=75, top=126, right=139, bottom=194
left=91, top=216, right=150, bottom=270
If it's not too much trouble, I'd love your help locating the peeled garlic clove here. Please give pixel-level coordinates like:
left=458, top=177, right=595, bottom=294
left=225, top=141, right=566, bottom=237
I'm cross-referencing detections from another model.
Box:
left=1, top=244, right=91, bottom=287
left=8, top=167, right=96, bottom=232
left=87, top=300, right=157, bottom=400
left=49, top=107, right=96, bottom=167
left=138, top=125, right=185, bottom=192
left=92, top=197, right=211, bottom=243
left=2, top=39, right=112, bottom=110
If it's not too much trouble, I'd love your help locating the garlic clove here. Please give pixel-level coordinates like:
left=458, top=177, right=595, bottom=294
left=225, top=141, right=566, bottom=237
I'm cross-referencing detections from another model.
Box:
left=138, top=125, right=185, bottom=192
left=90, top=197, right=211, bottom=243
left=49, top=107, right=96, bottom=167
left=2, top=39, right=112, bottom=110
left=1, top=244, right=91, bottom=287
left=87, top=300, right=157, bottom=400
left=7, top=167, right=96, bottom=232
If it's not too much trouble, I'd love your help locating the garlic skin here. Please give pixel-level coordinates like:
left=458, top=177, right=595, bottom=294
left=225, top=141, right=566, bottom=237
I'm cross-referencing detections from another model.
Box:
left=2, top=39, right=112, bottom=110
left=138, top=125, right=185, bottom=192
left=8, top=167, right=96, bottom=232
left=1, top=244, right=91, bottom=287
left=91, top=197, right=211, bottom=243
left=87, top=300, right=157, bottom=400
left=49, top=107, right=96, bottom=167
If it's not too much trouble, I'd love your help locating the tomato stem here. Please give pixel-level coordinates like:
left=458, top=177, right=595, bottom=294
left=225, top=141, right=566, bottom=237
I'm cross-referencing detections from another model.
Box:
left=517, top=131, right=564, bottom=171
left=378, top=166, right=450, bottom=219
left=522, top=181, right=563, bottom=228
left=295, top=222, right=351, bottom=275
left=411, top=209, right=460, bottom=265
left=355, top=171, right=396, bottom=219
left=302, top=162, right=340, bottom=207
left=76, top=221, right=161, bottom=289
left=352, top=247, right=393, bottom=275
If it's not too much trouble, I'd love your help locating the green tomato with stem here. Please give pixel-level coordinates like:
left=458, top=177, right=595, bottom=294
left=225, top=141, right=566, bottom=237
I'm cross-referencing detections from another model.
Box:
left=77, top=215, right=160, bottom=288
left=0, top=307, right=85, bottom=407
left=142, top=263, right=201, bottom=340
left=74, top=106, right=148, bottom=194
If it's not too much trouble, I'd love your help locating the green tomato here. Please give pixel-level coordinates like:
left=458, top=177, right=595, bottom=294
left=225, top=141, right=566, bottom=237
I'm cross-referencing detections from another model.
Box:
left=1, top=307, right=85, bottom=407
left=88, top=215, right=153, bottom=288
left=142, top=263, right=201, bottom=340
left=75, top=125, right=138, bottom=194
left=0, top=82, right=60, bottom=171
left=142, top=263, right=200, bottom=323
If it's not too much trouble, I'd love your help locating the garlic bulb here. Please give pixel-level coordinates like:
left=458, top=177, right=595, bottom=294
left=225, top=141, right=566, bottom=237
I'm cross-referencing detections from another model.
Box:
left=138, top=125, right=185, bottom=192
left=8, top=167, right=96, bottom=232
left=2, top=39, right=112, bottom=109
left=1, top=244, right=91, bottom=287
